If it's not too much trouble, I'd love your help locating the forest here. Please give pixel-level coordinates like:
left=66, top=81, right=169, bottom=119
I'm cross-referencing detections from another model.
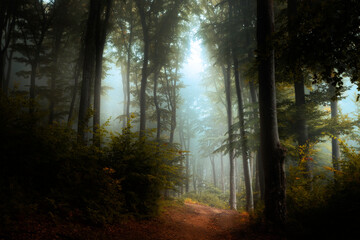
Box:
left=1, top=0, right=360, bottom=239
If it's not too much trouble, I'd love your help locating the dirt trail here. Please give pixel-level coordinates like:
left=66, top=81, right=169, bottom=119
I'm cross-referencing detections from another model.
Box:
left=6, top=203, right=278, bottom=240
left=115, top=203, right=247, bottom=240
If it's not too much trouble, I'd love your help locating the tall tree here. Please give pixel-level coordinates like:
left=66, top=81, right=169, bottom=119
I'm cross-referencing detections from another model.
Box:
left=135, top=0, right=150, bottom=138
left=78, top=0, right=98, bottom=142
left=287, top=0, right=311, bottom=182
left=15, top=0, right=53, bottom=112
left=0, top=0, right=17, bottom=92
left=223, top=62, right=237, bottom=210
left=257, top=0, right=286, bottom=224
left=229, top=0, right=254, bottom=212
left=330, top=84, right=340, bottom=171
left=93, top=0, right=113, bottom=146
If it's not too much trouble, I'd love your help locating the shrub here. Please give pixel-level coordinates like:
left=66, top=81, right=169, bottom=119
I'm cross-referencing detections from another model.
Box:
left=0, top=93, right=184, bottom=227
left=182, top=185, right=229, bottom=209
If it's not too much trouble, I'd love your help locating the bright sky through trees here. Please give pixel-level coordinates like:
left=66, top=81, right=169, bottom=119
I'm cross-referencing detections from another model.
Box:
left=100, top=39, right=205, bottom=129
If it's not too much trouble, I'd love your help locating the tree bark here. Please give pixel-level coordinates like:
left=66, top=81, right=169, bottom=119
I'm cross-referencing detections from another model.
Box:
left=220, top=154, right=225, bottom=193
left=93, top=0, right=112, bottom=147
left=210, top=155, right=216, bottom=187
left=257, top=0, right=286, bottom=225
left=136, top=0, right=150, bottom=138
left=233, top=55, right=254, bottom=211
left=68, top=48, right=82, bottom=125
left=223, top=63, right=237, bottom=210
left=29, top=61, right=38, bottom=113
left=4, top=47, right=13, bottom=94
left=0, top=1, right=16, bottom=91
left=78, top=0, right=97, bottom=142
left=288, top=0, right=311, bottom=182
left=330, top=85, right=340, bottom=171
left=124, top=0, right=134, bottom=127
left=153, top=71, right=161, bottom=141
left=49, top=29, right=63, bottom=124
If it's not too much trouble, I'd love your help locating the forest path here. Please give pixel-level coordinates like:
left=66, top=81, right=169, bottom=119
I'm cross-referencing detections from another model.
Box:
left=114, top=202, right=248, bottom=240
left=6, top=202, right=282, bottom=239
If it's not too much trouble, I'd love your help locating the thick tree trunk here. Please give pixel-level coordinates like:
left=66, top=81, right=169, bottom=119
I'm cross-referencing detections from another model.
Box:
left=257, top=0, right=286, bottom=225
left=223, top=63, right=237, bottom=210
left=78, top=0, right=97, bottom=142
left=93, top=0, right=112, bottom=147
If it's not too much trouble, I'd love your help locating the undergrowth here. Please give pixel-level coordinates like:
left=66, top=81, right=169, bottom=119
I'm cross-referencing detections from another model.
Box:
left=0, top=93, right=185, bottom=231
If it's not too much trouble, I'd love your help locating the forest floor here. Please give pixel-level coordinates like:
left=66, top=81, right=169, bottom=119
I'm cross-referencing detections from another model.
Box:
left=2, top=202, right=284, bottom=240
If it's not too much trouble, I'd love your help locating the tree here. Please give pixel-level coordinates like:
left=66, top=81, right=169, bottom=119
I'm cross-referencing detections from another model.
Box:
left=199, top=0, right=238, bottom=210
left=135, top=0, right=150, bottom=138
left=78, top=0, right=98, bottom=142
left=15, top=0, right=53, bottom=112
left=0, top=0, right=17, bottom=92
left=287, top=0, right=311, bottom=182
left=78, top=0, right=112, bottom=144
left=257, top=0, right=286, bottom=224
left=229, top=0, right=254, bottom=212
left=93, top=0, right=113, bottom=146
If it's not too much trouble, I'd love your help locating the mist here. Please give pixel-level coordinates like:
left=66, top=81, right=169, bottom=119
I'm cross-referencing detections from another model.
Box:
left=1, top=0, right=360, bottom=239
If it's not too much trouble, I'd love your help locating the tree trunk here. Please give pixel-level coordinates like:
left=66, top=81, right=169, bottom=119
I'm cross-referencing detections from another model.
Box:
left=136, top=0, right=150, bottom=138
left=210, top=156, right=216, bottom=187
left=29, top=61, right=38, bottom=113
left=221, top=154, right=225, bottom=193
left=0, top=51, right=5, bottom=90
left=121, top=63, right=127, bottom=128
left=0, top=4, right=15, bottom=92
left=257, top=0, right=286, bottom=225
left=330, top=85, right=340, bottom=171
left=186, top=121, right=191, bottom=193
left=68, top=50, right=82, bottom=125
left=49, top=30, right=63, bottom=124
left=4, top=47, right=14, bottom=94
left=223, top=63, right=237, bottom=210
left=192, top=157, right=196, bottom=193
left=153, top=71, right=161, bottom=141
left=288, top=0, right=311, bottom=182
left=78, top=0, right=97, bottom=143
left=233, top=51, right=254, bottom=212
left=125, top=0, right=134, bottom=127
left=93, top=0, right=112, bottom=147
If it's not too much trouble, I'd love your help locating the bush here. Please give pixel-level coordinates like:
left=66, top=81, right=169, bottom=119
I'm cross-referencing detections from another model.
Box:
left=105, top=119, right=185, bottom=217
left=0, top=93, right=184, bottom=227
left=182, top=185, right=229, bottom=209
left=285, top=140, right=360, bottom=238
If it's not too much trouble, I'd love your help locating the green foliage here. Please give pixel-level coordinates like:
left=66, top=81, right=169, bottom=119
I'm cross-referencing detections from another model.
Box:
left=181, top=185, right=229, bottom=209
left=105, top=118, right=185, bottom=217
left=285, top=139, right=360, bottom=238
left=0, top=94, right=184, bottom=227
